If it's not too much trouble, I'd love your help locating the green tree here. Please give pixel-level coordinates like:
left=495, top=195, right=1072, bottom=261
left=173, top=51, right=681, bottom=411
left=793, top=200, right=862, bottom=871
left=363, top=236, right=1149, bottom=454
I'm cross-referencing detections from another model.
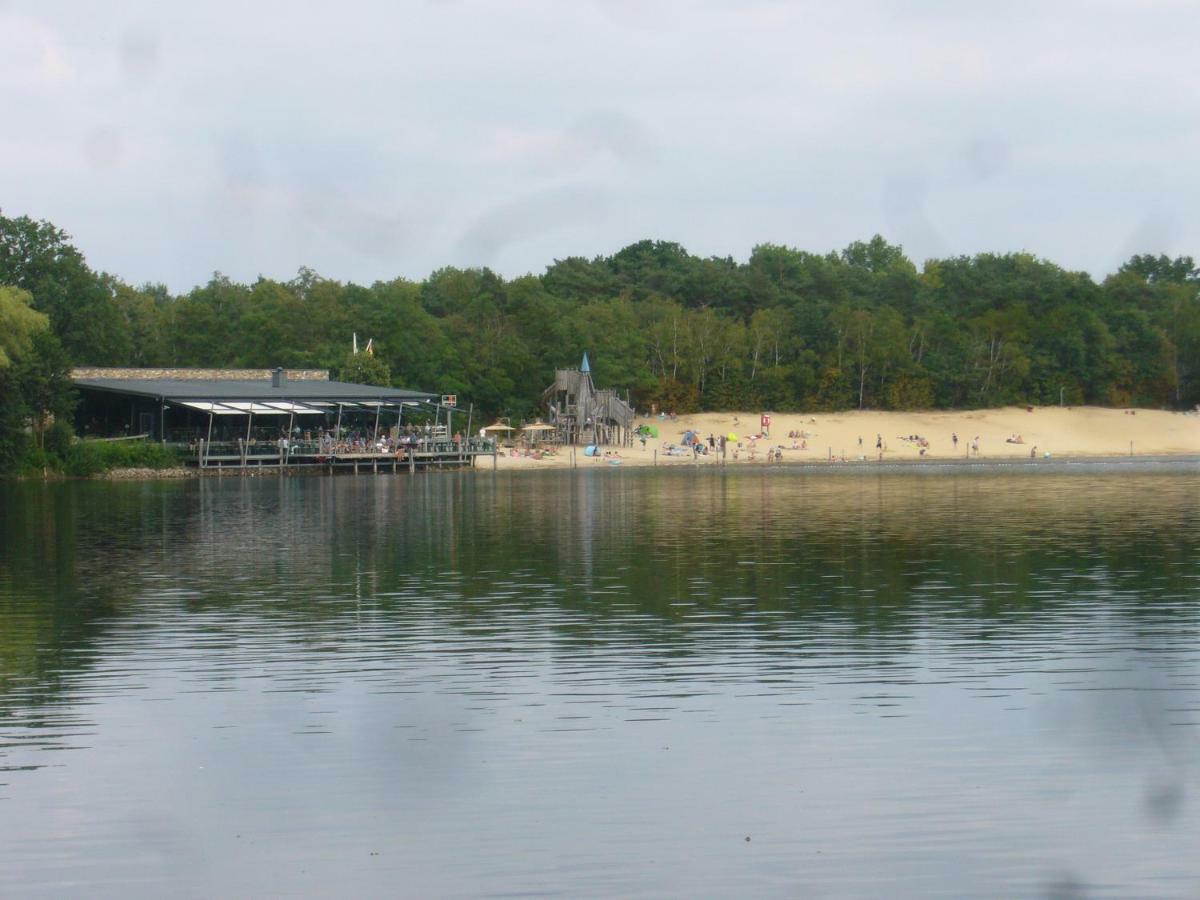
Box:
left=337, top=350, right=391, bottom=386
left=1108, top=256, right=1200, bottom=407
left=0, top=212, right=129, bottom=363
left=0, top=286, right=48, bottom=367
left=169, top=274, right=252, bottom=365
left=17, top=329, right=75, bottom=450
left=0, top=288, right=74, bottom=468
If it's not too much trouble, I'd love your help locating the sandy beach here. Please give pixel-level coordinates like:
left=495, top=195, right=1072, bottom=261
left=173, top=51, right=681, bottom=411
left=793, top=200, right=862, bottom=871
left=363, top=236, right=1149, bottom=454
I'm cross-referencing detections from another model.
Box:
left=485, top=406, right=1200, bottom=471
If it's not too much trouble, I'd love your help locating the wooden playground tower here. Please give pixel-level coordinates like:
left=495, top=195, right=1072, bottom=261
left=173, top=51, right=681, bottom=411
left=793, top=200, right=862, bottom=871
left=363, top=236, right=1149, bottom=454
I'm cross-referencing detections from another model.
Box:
left=544, top=353, right=635, bottom=446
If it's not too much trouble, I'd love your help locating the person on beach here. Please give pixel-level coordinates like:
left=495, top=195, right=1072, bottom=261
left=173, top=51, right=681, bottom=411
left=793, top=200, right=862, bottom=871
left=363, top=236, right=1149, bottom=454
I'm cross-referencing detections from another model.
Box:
left=952, top=432, right=958, bottom=450
left=971, top=436, right=980, bottom=455
left=876, top=434, right=882, bottom=450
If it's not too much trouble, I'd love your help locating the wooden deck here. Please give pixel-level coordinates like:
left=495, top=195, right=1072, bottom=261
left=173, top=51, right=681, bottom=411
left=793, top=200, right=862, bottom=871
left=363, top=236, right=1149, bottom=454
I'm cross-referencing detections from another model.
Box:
left=181, top=439, right=498, bottom=473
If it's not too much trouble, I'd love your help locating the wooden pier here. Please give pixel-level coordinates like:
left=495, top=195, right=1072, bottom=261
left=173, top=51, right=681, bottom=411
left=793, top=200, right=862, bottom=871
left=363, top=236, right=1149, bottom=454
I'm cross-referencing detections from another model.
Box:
left=184, top=438, right=498, bottom=474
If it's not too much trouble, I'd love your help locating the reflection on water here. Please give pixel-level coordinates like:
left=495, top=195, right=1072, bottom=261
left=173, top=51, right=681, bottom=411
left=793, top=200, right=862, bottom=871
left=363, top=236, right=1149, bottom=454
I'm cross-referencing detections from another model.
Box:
left=1, top=467, right=1199, bottom=898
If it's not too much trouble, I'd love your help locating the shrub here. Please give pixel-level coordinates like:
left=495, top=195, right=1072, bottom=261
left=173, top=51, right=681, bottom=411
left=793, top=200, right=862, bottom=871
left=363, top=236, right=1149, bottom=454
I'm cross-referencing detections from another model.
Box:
left=62, top=439, right=182, bottom=476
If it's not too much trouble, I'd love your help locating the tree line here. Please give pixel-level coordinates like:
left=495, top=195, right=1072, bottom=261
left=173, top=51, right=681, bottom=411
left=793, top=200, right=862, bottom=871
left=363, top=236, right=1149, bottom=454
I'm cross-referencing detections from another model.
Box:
left=2, top=210, right=1198, bottom=470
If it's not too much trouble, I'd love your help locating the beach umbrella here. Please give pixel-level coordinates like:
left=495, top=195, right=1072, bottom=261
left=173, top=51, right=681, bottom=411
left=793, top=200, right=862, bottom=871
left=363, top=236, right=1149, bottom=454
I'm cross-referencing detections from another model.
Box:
left=481, top=422, right=515, bottom=432
left=647, top=425, right=658, bottom=438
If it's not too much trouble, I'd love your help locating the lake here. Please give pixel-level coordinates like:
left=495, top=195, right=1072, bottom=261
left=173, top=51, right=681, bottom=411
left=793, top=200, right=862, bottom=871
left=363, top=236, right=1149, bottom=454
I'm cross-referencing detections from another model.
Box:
left=2, top=465, right=1199, bottom=898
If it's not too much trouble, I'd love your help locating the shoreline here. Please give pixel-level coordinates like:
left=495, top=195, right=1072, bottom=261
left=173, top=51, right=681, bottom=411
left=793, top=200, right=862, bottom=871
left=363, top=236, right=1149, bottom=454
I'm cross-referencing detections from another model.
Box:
left=483, top=452, right=1200, bottom=476
left=489, top=405, right=1200, bottom=472
left=4, top=405, right=1195, bottom=480
left=106, top=451, right=1200, bottom=480
left=7, top=452, right=1194, bottom=482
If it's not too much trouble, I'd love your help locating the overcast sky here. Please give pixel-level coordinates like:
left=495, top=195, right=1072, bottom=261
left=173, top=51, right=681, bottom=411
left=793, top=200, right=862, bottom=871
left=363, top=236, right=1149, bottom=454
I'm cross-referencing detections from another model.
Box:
left=3, top=0, right=1198, bottom=292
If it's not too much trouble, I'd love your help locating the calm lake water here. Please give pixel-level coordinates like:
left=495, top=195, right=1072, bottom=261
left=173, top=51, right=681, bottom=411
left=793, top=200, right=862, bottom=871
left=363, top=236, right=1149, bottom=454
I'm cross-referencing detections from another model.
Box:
left=2, top=465, right=1199, bottom=899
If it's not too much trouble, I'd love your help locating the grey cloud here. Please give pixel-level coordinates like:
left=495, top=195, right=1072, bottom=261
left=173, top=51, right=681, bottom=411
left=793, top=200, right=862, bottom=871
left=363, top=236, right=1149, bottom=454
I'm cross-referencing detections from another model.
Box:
left=568, top=111, right=655, bottom=166
left=119, top=28, right=160, bottom=86
left=83, top=126, right=123, bottom=170
left=1, top=1, right=1198, bottom=289
left=1119, top=211, right=1183, bottom=264
left=962, top=137, right=1010, bottom=182
left=455, top=185, right=617, bottom=266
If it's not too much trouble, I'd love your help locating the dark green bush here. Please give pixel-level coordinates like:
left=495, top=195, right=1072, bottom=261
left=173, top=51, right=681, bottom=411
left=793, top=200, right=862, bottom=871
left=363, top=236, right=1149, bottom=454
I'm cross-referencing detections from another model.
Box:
left=61, top=439, right=182, bottom=476
left=43, top=421, right=74, bottom=458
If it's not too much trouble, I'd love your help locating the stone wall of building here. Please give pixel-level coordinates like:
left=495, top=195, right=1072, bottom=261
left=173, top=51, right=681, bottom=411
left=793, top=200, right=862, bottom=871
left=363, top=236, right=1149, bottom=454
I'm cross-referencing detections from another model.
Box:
left=71, top=367, right=330, bottom=382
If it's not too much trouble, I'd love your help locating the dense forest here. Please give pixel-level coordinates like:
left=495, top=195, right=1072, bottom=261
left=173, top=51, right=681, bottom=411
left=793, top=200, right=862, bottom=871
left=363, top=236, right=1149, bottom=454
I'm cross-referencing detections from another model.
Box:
left=2, top=209, right=1199, bottom=471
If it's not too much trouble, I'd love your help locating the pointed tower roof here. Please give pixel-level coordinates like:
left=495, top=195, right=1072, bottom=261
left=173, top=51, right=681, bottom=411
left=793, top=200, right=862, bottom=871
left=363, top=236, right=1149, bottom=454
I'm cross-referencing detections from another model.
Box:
left=581, top=352, right=591, bottom=373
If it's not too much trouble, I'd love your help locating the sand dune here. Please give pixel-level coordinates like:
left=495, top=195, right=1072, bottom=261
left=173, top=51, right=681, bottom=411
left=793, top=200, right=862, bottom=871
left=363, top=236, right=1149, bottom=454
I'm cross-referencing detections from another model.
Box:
left=486, top=406, right=1200, bottom=470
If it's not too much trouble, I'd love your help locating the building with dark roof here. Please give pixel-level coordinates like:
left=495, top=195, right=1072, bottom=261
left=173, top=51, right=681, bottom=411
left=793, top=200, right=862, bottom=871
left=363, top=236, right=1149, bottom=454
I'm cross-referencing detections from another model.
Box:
left=73, top=367, right=443, bottom=443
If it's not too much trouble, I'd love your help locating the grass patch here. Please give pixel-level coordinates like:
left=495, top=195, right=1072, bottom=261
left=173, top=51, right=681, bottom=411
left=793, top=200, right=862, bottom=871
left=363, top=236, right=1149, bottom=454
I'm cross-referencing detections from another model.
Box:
left=61, top=439, right=183, bottom=477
